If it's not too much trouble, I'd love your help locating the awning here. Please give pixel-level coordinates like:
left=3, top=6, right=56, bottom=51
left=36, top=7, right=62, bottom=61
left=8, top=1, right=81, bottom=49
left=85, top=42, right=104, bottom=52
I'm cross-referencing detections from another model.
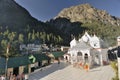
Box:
left=8, top=55, right=30, bottom=68
left=51, top=51, right=65, bottom=58
left=0, top=57, right=6, bottom=74
left=0, top=53, right=50, bottom=69
left=33, top=53, right=50, bottom=62
left=0, top=57, right=6, bottom=69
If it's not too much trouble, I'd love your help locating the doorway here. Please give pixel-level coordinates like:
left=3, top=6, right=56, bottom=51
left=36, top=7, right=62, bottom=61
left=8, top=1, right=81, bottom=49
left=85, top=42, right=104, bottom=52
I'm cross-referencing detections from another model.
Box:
left=84, top=53, right=88, bottom=63
left=77, top=52, right=83, bottom=62
left=13, top=67, right=19, bottom=76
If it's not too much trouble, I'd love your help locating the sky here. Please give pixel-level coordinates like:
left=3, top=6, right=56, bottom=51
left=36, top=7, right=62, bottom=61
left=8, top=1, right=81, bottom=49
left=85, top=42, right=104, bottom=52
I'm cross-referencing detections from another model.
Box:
left=15, top=0, right=120, bottom=22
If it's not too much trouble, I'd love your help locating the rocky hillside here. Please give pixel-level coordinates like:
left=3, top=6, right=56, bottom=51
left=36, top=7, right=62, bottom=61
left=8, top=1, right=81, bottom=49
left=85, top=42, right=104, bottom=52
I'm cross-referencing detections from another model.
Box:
left=0, top=0, right=119, bottom=46
left=55, top=3, right=120, bottom=26
left=47, top=3, right=120, bottom=46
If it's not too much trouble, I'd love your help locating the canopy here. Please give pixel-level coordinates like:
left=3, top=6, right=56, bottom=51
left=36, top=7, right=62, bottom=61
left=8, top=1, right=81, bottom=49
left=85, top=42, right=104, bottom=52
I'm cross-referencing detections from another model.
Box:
left=0, top=53, right=50, bottom=69
left=51, top=51, right=65, bottom=58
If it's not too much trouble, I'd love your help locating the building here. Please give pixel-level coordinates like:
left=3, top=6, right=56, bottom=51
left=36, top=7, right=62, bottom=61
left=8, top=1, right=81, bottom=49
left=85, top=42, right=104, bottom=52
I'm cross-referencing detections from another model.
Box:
left=20, top=43, right=43, bottom=54
left=61, top=46, right=69, bottom=52
left=0, top=53, right=51, bottom=78
left=66, top=32, right=108, bottom=68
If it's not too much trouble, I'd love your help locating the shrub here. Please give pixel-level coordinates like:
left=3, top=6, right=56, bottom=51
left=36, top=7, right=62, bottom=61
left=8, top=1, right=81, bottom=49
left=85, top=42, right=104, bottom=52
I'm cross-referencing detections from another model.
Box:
left=110, top=61, right=119, bottom=80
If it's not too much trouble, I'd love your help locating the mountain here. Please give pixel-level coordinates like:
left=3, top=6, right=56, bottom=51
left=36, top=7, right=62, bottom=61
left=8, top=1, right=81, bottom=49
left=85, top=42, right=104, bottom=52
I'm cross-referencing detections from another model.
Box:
left=0, top=0, right=65, bottom=45
left=47, top=3, right=120, bottom=46
left=0, top=0, right=36, bottom=32
left=55, top=3, right=120, bottom=26
left=0, top=0, right=120, bottom=46
left=0, top=0, right=58, bottom=34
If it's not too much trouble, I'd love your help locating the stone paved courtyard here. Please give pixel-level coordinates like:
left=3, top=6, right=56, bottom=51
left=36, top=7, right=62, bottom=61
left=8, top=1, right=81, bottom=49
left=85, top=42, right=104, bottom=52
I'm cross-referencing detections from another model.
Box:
left=29, top=62, right=115, bottom=80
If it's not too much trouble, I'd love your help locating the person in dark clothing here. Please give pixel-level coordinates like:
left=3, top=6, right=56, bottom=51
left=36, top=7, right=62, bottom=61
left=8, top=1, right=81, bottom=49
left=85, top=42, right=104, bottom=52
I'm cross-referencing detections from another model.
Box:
left=117, top=46, right=120, bottom=57
left=108, top=49, right=117, bottom=61
left=109, top=46, right=120, bottom=58
left=57, top=57, right=60, bottom=64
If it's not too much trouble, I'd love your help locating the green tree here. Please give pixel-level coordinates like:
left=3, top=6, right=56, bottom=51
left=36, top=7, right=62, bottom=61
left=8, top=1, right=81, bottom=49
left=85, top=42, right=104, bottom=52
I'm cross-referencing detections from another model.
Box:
left=31, top=30, right=35, bottom=42
left=28, top=32, right=31, bottom=42
left=18, top=34, right=24, bottom=43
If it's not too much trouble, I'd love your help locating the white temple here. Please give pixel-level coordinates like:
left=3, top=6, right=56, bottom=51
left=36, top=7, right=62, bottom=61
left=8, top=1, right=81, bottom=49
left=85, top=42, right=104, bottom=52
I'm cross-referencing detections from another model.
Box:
left=65, top=32, right=108, bottom=68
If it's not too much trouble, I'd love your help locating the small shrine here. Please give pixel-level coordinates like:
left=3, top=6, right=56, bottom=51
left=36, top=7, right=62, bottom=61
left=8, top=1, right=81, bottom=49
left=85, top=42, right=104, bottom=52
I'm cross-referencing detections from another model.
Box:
left=64, top=32, right=108, bottom=69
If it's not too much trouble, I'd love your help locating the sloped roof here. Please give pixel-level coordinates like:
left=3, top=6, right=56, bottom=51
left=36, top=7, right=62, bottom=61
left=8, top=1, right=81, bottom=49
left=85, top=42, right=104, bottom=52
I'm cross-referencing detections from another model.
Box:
left=0, top=57, right=6, bottom=69
left=33, top=53, right=50, bottom=61
left=8, top=55, right=30, bottom=68
left=91, top=35, right=99, bottom=41
left=70, top=38, right=78, bottom=48
left=89, top=35, right=108, bottom=48
left=0, top=57, right=6, bottom=74
left=51, top=51, right=65, bottom=58
left=70, top=40, right=91, bottom=51
left=89, top=35, right=100, bottom=48
left=0, top=53, right=50, bottom=69
left=80, top=32, right=91, bottom=42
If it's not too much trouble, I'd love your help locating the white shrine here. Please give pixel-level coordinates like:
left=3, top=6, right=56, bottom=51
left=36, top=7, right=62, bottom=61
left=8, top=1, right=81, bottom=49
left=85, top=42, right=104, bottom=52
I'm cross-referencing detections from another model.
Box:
left=65, top=32, right=108, bottom=68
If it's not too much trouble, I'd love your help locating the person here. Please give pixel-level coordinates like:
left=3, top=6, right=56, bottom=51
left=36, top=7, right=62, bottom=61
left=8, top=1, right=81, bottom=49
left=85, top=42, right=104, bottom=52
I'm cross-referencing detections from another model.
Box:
left=12, top=74, right=16, bottom=80
left=9, top=72, right=13, bottom=80
left=117, top=46, right=120, bottom=57
left=58, top=57, right=60, bottom=64
left=21, top=73, right=25, bottom=80
left=84, top=63, right=89, bottom=72
left=1, top=75, right=5, bottom=80
left=24, top=74, right=28, bottom=80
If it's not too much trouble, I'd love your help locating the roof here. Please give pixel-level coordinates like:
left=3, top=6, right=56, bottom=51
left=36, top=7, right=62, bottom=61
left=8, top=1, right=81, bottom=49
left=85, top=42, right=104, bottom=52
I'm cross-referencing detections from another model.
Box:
left=0, top=57, right=6, bottom=69
left=70, top=38, right=78, bottom=48
left=33, top=53, right=50, bottom=62
left=8, top=55, right=30, bottom=68
left=0, top=53, right=50, bottom=69
left=0, top=57, right=6, bottom=74
left=51, top=51, right=65, bottom=58
left=89, top=35, right=100, bottom=48
left=71, top=40, right=91, bottom=51
left=80, top=32, right=91, bottom=42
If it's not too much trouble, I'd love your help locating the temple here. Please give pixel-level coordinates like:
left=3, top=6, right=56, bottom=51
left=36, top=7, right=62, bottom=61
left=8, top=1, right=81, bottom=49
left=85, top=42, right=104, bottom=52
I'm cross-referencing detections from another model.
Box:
left=64, top=32, right=109, bottom=68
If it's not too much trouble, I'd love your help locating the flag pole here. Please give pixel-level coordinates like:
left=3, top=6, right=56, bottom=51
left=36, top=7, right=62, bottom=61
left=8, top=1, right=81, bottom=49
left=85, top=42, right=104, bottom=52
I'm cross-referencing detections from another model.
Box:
left=5, top=43, right=10, bottom=79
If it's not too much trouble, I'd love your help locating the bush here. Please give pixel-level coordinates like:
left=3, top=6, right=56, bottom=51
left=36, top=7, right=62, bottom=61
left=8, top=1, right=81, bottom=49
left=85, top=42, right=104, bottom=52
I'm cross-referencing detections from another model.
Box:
left=110, top=61, right=119, bottom=80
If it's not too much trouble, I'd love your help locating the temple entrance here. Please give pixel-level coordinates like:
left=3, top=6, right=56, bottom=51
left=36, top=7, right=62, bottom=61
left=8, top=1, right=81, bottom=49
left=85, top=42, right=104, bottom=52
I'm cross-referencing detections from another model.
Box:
left=94, top=53, right=100, bottom=65
left=77, top=52, right=83, bottom=62
left=84, top=53, right=88, bottom=63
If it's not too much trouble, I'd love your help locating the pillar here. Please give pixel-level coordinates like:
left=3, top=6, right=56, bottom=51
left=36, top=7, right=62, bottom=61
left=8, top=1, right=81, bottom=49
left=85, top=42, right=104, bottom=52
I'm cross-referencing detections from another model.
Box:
left=28, top=64, right=31, bottom=74
left=118, top=58, right=120, bottom=80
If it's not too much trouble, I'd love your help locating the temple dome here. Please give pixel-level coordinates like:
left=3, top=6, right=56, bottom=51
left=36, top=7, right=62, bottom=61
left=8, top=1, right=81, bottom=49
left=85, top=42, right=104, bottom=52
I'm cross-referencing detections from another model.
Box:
left=70, top=38, right=78, bottom=48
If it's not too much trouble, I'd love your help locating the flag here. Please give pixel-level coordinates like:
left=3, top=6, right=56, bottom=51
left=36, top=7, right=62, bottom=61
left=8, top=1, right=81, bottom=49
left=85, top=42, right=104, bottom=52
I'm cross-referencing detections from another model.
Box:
left=29, top=55, right=36, bottom=63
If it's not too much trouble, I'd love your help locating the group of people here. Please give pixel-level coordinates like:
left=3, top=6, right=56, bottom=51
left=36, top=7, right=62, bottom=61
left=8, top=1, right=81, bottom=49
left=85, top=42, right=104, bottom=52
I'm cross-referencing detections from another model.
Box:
left=0, top=72, right=28, bottom=80
left=8, top=73, right=24, bottom=80
left=71, top=53, right=90, bottom=72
